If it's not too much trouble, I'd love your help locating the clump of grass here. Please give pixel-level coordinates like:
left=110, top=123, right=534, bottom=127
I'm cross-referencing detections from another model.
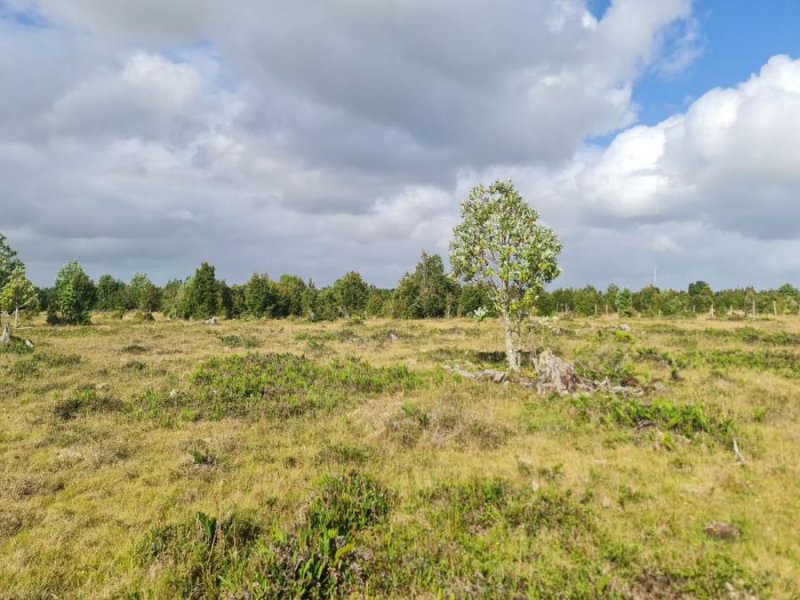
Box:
left=11, top=351, right=81, bottom=376
left=0, top=338, right=33, bottom=354
left=218, top=334, right=261, bottom=349
left=121, top=359, right=146, bottom=372
left=569, top=393, right=735, bottom=444
left=186, top=442, right=216, bottom=466
left=135, top=509, right=262, bottom=597
left=53, top=390, right=125, bottom=420
left=686, top=348, right=800, bottom=378
left=386, top=401, right=510, bottom=449
left=133, top=471, right=392, bottom=599
left=315, top=442, right=375, bottom=466
left=121, top=344, right=148, bottom=354
left=139, top=353, right=420, bottom=421
left=574, top=344, right=641, bottom=386
left=295, top=328, right=363, bottom=344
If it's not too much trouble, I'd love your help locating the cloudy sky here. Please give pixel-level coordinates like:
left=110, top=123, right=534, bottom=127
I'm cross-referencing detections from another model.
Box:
left=2, top=0, right=800, bottom=290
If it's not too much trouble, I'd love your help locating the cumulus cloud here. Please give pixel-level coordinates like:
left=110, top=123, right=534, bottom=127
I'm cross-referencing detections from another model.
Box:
left=517, top=54, right=800, bottom=288
left=15, top=0, right=791, bottom=290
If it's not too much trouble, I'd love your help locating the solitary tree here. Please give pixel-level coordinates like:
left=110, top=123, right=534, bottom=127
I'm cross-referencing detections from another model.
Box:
left=450, top=180, right=561, bottom=371
left=0, top=265, right=38, bottom=327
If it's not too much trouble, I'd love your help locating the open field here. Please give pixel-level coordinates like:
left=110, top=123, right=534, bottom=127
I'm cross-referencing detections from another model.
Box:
left=1, top=314, right=799, bottom=598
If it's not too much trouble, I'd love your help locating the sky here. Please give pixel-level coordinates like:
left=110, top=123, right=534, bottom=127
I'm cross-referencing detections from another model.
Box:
left=2, top=0, right=800, bottom=291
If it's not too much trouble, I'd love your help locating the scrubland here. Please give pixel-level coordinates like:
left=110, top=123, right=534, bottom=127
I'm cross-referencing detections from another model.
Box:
left=1, top=313, right=798, bottom=598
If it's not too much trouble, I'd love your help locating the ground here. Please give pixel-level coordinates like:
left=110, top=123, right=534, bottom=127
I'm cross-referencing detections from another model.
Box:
left=0, top=313, right=798, bottom=598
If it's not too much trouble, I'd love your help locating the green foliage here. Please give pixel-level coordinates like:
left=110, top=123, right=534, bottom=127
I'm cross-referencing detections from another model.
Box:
left=457, top=283, right=492, bottom=317
left=0, top=232, right=23, bottom=292
left=450, top=180, right=561, bottom=369
left=615, top=287, right=634, bottom=316
left=181, top=262, right=220, bottom=319
left=141, top=353, right=420, bottom=420
left=127, top=273, right=161, bottom=313
left=53, top=389, right=125, bottom=420
left=244, top=272, right=278, bottom=318
left=275, top=274, right=307, bottom=317
left=134, top=472, right=392, bottom=599
left=135, top=509, right=262, bottom=598
left=187, top=442, right=216, bottom=466
left=392, top=252, right=459, bottom=319
left=688, top=347, right=800, bottom=378
left=574, top=343, right=640, bottom=385
left=51, top=260, right=96, bottom=325
left=0, top=264, right=38, bottom=322
left=0, top=336, right=33, bottom=354
left=218, top=334, right=261, bottom=349
left=332, top=271, right=370, bottom=318
left=95, top=274, right=126, bottom=311
left=159, top=279, right=185, bottom=318
left=569, top=394, right=734, bottom=443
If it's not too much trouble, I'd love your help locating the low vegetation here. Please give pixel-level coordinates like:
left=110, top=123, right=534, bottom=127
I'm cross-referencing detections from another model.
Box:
left=1, top=313, right=799, bottom=597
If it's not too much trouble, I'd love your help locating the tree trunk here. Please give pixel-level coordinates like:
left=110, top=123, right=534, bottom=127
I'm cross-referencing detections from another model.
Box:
left=0, top=322, right=10, bottom=345
left=501, top=309, right=519, bottom=372
left=14, top=307, right=19, bottom=328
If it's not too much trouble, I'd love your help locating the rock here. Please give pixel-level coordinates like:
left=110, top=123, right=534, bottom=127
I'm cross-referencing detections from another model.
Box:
left=24, top=339, right=34, bottom=349
left=532, top=350, right=596, bottom=395
left=703, top=521, right=741, bottom=540
left=618, top=324, right=631, bottom=332
left=203, top=316, right=218, bottom=325
left=95, top=383, right=109, bottom=391
left=601, top=497, right=613, bottom=509
left=445, top=366, right=476, bottom=379
left=0, top=323, right=10, bottom=345
left=475, top=369, right=508, bottom=384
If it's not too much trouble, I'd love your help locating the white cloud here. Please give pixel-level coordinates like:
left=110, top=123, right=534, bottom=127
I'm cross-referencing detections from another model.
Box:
left=0, top=0, right=729, bottom=289
left=509, top=54, right=800, bottom=288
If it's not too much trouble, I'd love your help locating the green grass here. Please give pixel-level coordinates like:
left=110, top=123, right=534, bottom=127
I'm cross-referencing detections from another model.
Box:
left=0, top=314, right=798, bottom=597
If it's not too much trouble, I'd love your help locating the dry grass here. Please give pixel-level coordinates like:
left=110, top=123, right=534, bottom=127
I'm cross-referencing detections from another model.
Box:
left=1, top=313, right=798, bottom=597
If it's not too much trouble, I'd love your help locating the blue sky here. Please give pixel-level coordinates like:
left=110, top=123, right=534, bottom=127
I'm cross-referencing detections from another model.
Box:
left=2, top=1, right=800, bottom=290
left=636, top=0, right=800, bottom=125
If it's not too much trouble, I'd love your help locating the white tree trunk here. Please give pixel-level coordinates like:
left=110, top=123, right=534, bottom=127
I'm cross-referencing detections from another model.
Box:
left=501, top=310, right=519, bottom=372
left=14, top=306, right=19, bottom=328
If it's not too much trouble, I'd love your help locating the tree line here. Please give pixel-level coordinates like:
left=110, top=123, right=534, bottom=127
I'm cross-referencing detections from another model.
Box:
left=2, top=234, right=798, bottom=326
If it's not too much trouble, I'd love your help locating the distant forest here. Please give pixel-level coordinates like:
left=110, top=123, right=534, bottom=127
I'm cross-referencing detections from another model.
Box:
left=5, top=247, right=799, bottom=326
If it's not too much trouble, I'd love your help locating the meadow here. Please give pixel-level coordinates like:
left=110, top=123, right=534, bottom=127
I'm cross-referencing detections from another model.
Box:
left=1, top=313, right=798, bottom=598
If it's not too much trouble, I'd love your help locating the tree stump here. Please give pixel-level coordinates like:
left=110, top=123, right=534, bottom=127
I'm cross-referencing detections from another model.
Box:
left=532, top=350, right=596, bottom=395
left=0, top=322, right=11, bottom=345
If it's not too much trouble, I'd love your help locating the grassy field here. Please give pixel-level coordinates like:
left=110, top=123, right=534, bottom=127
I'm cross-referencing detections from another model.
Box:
left=1, top=313, right=799, bottom=598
